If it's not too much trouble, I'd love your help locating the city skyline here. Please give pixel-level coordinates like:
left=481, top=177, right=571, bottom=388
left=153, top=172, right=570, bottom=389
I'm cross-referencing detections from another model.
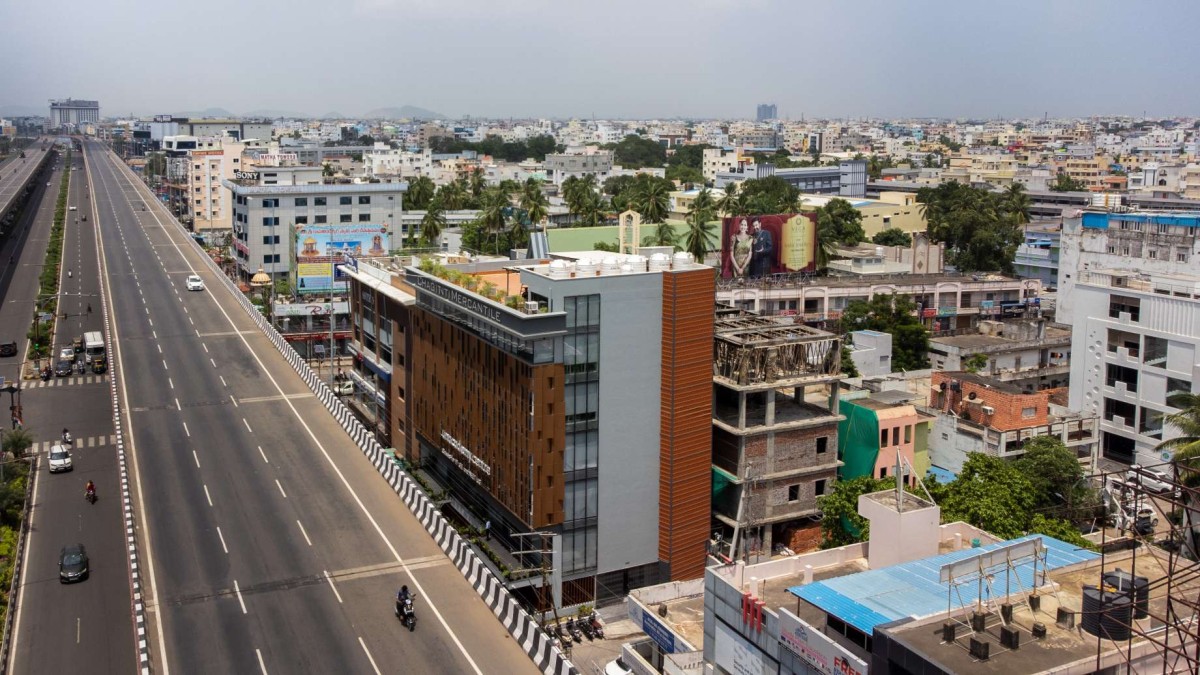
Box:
left=2, top=0, right=1199, bottom=120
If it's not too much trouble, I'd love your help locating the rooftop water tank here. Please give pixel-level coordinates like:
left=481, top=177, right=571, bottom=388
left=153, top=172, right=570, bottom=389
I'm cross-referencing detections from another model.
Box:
left=619, top=264, right=634, bottom=274
left=600, top=256, right=620, bottom=275
left=648, top=253, right=671, bottom=272
left=627, top=255, right=648, bottom=272
left=576, top=258, right=598, bottom=276
left=1081, top=585, right=1132, bottom=641
left=1103, top=569, right=1150, bottom=619
left=673, top=251, right=694, bottom=268
left=548, top=259, right=570, bottom=279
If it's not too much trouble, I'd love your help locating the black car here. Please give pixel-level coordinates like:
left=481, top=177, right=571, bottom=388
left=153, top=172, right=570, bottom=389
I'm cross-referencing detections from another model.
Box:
left=0, top=341, right=16, bottom=357
left=59, top=544, right=89, bottom=583
left=54, top=359, right=73, bottom=377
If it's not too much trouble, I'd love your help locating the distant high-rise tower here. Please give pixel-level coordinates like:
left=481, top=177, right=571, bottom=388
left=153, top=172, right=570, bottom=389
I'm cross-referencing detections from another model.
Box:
left=49, top=99, right=100, bottom=128
left=756, top=103, right=777, bottom=122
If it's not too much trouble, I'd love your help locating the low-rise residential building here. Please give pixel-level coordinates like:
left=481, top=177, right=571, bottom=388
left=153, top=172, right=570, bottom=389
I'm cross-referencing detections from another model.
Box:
left=714, top=160, right=868, bottom=198
left=826, top=234, right=944, bottom=278
left=711, top=313, right=843, bottom=560
left=926, top=371, right=1098, bottom=474
left=929, top=318, right=1071, bottom=392
left=1013, top=222, right=1063, bottom=289
left=716, top=272, right=1042, bottom=333
left=544, top=149, right=613, bottom=186
left=161, top=134, right=247, bottom=233
left=838, top=390, right=932, bottom=484
left=846, top=329, right=892, bottom=377
left=798, top=191, right=926, bottom=239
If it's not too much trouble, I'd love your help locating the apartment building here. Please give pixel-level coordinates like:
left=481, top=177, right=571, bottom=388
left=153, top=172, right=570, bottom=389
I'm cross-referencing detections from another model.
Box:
left=544, top=150, right=613, bottom=186
left=711, top=313, right=843, bottom=559
left=714, top=160, right=868, bottom=199
left=927, top=371, right=1098, bottom=474
left=716, top=272, right=1042, bottom=333
left=1059, top=209, right=1200, bottom=466
left=162, top=135, right=246, bottom=233
left=176, top=119, right=273, bottom=142
left=838, top=390, right=932, bottom=484
left=929, top=318, right=1071, bottom=392
left=349, top=251, right=714, bottom=606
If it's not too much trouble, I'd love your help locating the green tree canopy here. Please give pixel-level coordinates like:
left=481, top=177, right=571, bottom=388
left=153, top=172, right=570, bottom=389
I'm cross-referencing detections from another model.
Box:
left=406, top=175, right=436, bottom=210
left=928, top=454, right=1038, bottom=540
left=428, top=134, right=560, bottom=162
left=872, top=227, right=913, bottom=247
left=607, top=135, right=667, bottom=169
left=666, top=143, right=712, bottom=170
left=840, top=294, right=930, bottom=370
left=666, top=164, right=704, bottom=185
left=817, top=476, right=893, bottom=548
left=1049, top=173, right=1089, bottom=192
left=915, top=181, right=1024, bottom=273
left=1015, top=436, right=1085, bottom=510
left=737, top=176, right=802, bottom=215
left=815, top=198, right=866, bottom=247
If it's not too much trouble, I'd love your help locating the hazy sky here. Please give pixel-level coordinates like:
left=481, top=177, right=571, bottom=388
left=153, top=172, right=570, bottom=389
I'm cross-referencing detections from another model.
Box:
left=2, top=0, right=1198, bottom=120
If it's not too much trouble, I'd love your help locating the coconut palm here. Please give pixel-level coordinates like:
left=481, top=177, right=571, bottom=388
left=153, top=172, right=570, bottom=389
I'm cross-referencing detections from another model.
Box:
left=468, top=167, right=487, bottom=199
left=521, top=178, right=550, bottom=231
left=632, top=179, right=670, bottom=224
left=576, top=191, right=605, bottom=228
left=406, top=175, right=436, bottom=210
left=477, top=187, right=510, bottom=253
left=419, top=197, right=447, bottom=248
left=715, top=183, right=740, bottom=217
left=1159, top=392, right=1200, bottom=559
left=683, top=188, right=717, bottom=263
left=2, top=427, right=33, bottom=460
left=437, top=181, right=468, bottom=211
left=1003, top=183, right=1031, bottom=229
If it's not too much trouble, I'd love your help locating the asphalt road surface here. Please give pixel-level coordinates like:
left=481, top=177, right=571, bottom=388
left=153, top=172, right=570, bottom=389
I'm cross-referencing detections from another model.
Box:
left=84, top=141, right=537, bottom=674
left=7, top=148, right=135, bottom=674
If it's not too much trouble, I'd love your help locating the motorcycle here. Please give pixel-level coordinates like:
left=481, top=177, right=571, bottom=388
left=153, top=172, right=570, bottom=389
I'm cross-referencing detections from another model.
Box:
left=62, top=431, right=72, bottom=445
left=589, top=612, right=605, bottom=639
left=566, top=617, right=582, bottom=643
left=578, top=616, right=594, bottom=641
left=41, top=368, right=51, bottom=381
left=85, top=488, right=97, bottom=504
left=395, top=593, right=416, bottom=631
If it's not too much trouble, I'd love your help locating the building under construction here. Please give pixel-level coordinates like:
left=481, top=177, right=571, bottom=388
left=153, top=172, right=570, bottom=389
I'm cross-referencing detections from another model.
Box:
left=710, top=311, right=844, bottom=560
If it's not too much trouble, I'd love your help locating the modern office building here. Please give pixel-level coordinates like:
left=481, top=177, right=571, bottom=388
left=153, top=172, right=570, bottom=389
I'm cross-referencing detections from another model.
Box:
left=348, top=251, right=715, bottom=606
left=714, top=159, right=867, bottom=198
left=176, top=119, right=274, bottom=142
left=49, top=99, right=100, bottom=128
left=1059, top=209, right=1200, bottom=466
left=756, top=103, right=777, bottom=122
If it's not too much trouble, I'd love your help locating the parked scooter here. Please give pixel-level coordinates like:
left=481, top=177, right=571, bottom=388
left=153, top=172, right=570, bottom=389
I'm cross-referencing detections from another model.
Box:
left=578, top=616, right=594, bottom=641
left=589, top=612, right=605, bottom=639
left=566, top=617, right=582, bottom=643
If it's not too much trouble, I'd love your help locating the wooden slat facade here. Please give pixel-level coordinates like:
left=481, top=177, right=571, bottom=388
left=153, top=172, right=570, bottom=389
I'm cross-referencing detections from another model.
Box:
left=659, top=268, right=716, bottom=580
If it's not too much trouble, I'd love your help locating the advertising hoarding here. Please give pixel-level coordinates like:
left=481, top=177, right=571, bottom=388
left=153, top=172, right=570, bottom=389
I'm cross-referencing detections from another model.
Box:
left=778, top=609, right=868, bottom=675
left=719, top=213, right=816, bottom=278
left=295, top=224, right=390, bottom=294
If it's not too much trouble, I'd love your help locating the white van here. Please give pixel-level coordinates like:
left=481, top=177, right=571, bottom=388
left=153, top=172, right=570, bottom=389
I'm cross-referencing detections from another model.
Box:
left=83, top=331, right=105, bottom=362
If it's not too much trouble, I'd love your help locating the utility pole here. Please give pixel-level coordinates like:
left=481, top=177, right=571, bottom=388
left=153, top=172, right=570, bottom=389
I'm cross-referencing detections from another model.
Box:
left=510, top=531, right=564, bottom=654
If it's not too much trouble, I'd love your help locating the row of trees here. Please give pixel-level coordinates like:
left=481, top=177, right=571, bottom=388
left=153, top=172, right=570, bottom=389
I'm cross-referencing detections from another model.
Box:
left=916, top=182, right=1029, bottom=273
left=818, top=438, right=1095, bottom=550
left=428, top=135, right=561, bottom=162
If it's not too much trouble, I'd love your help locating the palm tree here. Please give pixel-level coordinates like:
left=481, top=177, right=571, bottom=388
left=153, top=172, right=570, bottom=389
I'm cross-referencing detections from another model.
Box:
left=683, top=188, right=717, bottom=262
left=649, top=221, right=677, bottom=248
left=521, top=178, right=549, bottom=231
left=477, top=187, right=510, bottom=253
left=406, top=175, right=436, bottom=210
left=1159, top=393, right=1200, bottom=558
left=437, top=181, right=467, bottom=211
left=632, top=179, right=669, bottom=224
left=419, top=197, right=447, bottom=248
left=2, top=427, right=33, bottom=460
left=468, top=168, right=486, bottom=199
left=715, top=183, right=740, bottom=218
left=814, top=223, right=838, bottom=272
left=577, top=191, right=605, bottom=228
left=1003, top=183, right=1031, bottom=229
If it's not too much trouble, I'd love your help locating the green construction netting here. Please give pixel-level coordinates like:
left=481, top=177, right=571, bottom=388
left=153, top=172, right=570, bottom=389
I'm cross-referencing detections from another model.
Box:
left=837, top=400, right=880, bottom=481
left=713, top=465, right=739, bottom=516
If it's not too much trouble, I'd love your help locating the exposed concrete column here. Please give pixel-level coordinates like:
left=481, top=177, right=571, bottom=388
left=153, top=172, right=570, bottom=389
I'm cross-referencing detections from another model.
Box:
left=766, top=388, right=776, bottom=426
left=738, top=391, right=747, bottom=429
left=830, top=380, right=840, bottom=416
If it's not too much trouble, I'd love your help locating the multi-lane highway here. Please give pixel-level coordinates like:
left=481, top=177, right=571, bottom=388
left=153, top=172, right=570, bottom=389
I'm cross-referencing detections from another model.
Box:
left=74, top=140, right=537, bottom=674
left=7, top=146, right=135, bottom=674
left=0, top=140, right=53, bottom=218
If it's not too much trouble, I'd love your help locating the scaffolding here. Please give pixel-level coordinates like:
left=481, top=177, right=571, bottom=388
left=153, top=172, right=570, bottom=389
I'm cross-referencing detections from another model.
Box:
left=1086, top=459, right=1200, bottom=673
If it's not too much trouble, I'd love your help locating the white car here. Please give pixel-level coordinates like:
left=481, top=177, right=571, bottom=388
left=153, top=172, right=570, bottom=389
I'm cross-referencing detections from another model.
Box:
left=58, top=347, right=75, bottom=362
left=68, top=205, right=77, bottom=211
left=48, top=444, right=73, bottom=473
left=1128, top=465, right=1175, bottom=494
left=185, top=275, right=204, bottom=291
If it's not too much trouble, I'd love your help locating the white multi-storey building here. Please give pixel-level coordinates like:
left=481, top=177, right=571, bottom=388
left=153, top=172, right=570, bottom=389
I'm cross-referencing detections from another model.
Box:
left=1059, top=209, right=1200, bottom=466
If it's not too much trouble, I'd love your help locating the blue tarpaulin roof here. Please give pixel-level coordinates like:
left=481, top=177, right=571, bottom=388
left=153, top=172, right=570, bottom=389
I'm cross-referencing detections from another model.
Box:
left=926, top=466, right=957, bottom=484
left=788, top=535, right=1098, bottom=634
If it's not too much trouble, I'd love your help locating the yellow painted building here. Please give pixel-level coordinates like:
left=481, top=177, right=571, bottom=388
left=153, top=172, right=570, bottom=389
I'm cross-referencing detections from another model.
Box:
left=800, top=191, right=926, bottom=239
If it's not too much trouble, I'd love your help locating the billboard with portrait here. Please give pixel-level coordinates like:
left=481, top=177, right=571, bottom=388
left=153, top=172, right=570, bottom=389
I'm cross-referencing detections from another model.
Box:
left=720, top=213, right=816, bottom=278
left=295, top=223, right=391, bottom=294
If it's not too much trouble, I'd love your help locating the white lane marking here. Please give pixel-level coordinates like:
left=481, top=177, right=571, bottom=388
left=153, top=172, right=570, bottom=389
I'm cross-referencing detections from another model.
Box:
left=76, top=617, right=80, bottom=644
left=256, top=649, right=268, bottom=675
left=182, top=422, right=189, bottom=437
left=243, top=418, right=252, bottom=433
left=219, top=375, right=227, bottom=387
left=230, top=395, right=239, bottom=408
left=358, top=637, right=382, bottom=675
left=203, top=484, right=213, bottom=506
left=157, top=343, right=162, bottom=354
left=275, top=480, right=287, bottom=498
left=152, top=330, right=157, bottom=339
left=192, top=450, right=200, bottom=468
left=202, top=343, right=208, bottom=353
left=324, top=570, right=343, bottom=603
left=234, top=580, right=247, bottom=614
left=210, top=358, right=217, bottom=368
left=257, top=446, right=268, bottom=463
left=174, top=398, right=181, bottom=411
left=296, top=520, right=312, bottom=546
left=136, top=153, right=483, bottom=674
left=162, top=359, right=168, bottom=370
left=148, top=318, right=153, bottom=327
left=169, top=377, right=174, bottom=390
left=217, top=526, right=228, bottom=554
left=188, top=317, right=193, bottom=325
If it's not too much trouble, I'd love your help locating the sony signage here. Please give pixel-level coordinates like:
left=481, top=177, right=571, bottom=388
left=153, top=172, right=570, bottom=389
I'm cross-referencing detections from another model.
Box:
left=233, top=170, right=260, bottom=181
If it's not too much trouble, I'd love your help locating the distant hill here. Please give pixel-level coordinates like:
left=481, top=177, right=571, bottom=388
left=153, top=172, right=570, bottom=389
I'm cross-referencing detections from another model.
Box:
left=319, top=112, right=346, bottom=120
left=243, top=108, right=311, bottom=119
left=173, top=107, right=236, bottom=119
left=361, top=105, right=445, bottom=120
left=0, top=104, right=48, bottom=117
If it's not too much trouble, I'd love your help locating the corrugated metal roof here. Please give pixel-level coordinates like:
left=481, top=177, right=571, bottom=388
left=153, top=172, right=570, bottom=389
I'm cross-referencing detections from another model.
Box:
left=789, top=535, right=1098, bottom=634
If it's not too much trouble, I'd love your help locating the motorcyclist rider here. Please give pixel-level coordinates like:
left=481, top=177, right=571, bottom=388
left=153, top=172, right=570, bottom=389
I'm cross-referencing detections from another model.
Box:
left=85, top=480, right=96, bottom=498
left=62, top=427, right=71, bottom=443
left=396, top=585, right=412, bottom=617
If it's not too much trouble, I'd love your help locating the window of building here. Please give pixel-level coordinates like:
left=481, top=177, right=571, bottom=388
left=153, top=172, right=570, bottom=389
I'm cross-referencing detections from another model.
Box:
left=787, top=485, right=800, bottom=502
left=262, top=254, right=280, bottom=263
left=892, top=427, right=900, bottom=446
left=816, top=437, right=827, bottom=454
left=315, top=215, right=327, bottom=224
left=262, top=217, right=279, bottom=226
left=262, top=198, right=279, bottom=208
left=880, top=467, right=888, bottom=478
left=295, top=197, right=308, bottom=207
left=880, top=429, right=888, bottom=447
left=1022, top=406, right=1036, bottom=419
left=262, top=235, right=280, bottom=245
left=1144, top=336, right=1168, bottom=367
left=340, top=214, right=352, bottom=223
left=815, top=479, right=826, bottom=496
left=339, top=196, right=352, bottom=205
left=1178, top=251, right=1189, bottom=263
left=904, top=425, right=912, bottom=444
left=358, top=213, right=371, bottom=222
left=314, top=197, right=327, bottom=206
left=295, top=216, right=308, bottom=224
left=358, top=196, right=371, bottom=204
